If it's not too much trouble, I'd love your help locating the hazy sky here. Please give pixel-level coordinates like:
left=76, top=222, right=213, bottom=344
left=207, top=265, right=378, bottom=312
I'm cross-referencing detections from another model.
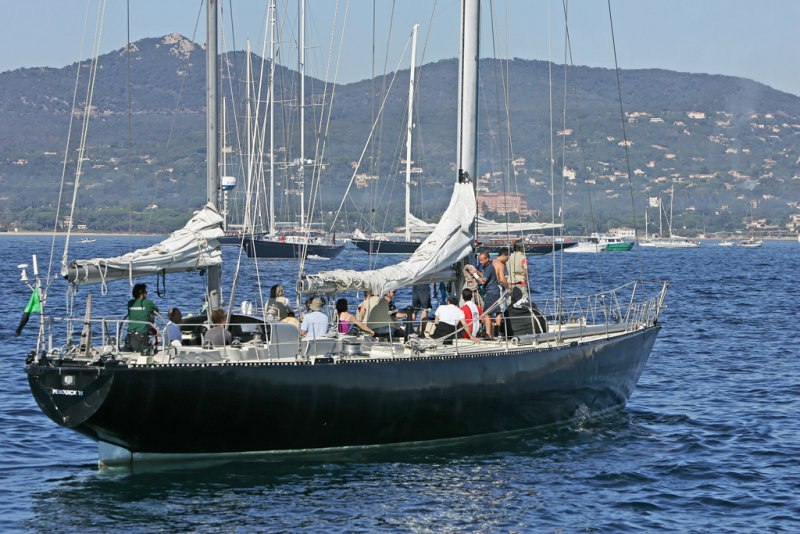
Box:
left=3, top=0, right=799, bottom=96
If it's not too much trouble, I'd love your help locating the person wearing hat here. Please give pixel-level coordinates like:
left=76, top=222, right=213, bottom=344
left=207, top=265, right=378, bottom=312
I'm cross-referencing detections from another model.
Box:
left=301, top=297, right=329, bottom=339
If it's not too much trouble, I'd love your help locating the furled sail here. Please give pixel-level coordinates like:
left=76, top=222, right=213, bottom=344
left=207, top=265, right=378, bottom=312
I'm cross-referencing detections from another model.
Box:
left=476, top=216, right=561, bottom=234
left=408, top=213, right=560, bottom=234
left=299, top=180, right=476, bottom=296
left=62, top=204, right=224, bottom=285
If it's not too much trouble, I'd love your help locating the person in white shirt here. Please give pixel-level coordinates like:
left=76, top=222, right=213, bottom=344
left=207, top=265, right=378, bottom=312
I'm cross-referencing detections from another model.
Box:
left=301, top=298, right=329, bottom=339
left=432, top=295, right=480, bottom=344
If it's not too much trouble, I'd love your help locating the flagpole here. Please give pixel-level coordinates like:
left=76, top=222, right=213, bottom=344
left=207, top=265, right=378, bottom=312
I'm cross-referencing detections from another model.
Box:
left=33, top=255, right=44, bottom=356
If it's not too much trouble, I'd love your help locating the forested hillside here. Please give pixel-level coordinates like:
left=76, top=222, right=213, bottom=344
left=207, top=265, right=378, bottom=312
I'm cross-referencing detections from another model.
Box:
left=1, top=34, right=798, bottom=236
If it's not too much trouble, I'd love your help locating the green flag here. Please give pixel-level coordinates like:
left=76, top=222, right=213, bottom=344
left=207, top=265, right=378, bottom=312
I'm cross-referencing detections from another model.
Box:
left=16, top=289, right=41, bottom=336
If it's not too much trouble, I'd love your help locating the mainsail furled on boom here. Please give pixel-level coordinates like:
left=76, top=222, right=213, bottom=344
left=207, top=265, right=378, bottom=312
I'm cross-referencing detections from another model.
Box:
left=299, top=180, right=476, bottom=296
left=408, top=213, right=560, bottom=234
left=62, top=204, right=224, bottom=285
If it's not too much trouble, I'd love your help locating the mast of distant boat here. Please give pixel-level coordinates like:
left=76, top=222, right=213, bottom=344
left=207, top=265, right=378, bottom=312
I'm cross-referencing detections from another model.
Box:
left=404, top=24, right=419, bottom=243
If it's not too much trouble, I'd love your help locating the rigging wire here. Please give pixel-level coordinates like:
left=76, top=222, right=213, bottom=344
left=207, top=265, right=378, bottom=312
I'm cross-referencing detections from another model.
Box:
left=560, top=0, right=606, bottom=293
left=607, top=0, right=646, bottom=288
left=143, top=0, right=205, bottom=234
left=126, top=0, right=133, bottom=246
left=47, top=0, right=93, bottom=290
left=62, top=0, right=107, bottom=276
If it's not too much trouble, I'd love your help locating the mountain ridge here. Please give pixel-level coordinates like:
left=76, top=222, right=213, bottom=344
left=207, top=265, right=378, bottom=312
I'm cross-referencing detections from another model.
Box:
left=1, top=34, right=798, bottom=235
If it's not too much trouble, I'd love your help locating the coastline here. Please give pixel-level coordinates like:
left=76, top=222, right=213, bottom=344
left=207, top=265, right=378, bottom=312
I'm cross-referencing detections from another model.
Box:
left=0, top=231, right=165, bottom=237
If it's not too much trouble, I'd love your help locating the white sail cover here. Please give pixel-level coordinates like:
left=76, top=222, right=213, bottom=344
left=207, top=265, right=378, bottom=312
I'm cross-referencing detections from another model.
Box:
left=62, top=204, right=224, bottom=285
left=408, top=212, right=560, bottom=234
left=299, top=181, right=476, bottom=296
left=476, top=216, right=561, bottom=233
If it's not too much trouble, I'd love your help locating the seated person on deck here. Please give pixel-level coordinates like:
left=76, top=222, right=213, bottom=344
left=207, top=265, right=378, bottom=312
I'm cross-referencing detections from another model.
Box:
left=432, top=295, right=481, bottom=344
left=360, top=291, right=404, bottom=338
left=205, top=308, right=232, bottom=347
left=301, top=298, right=329, bottom=339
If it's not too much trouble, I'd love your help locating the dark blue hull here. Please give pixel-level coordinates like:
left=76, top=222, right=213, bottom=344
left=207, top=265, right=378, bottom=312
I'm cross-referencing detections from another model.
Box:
left=478, top=241, right=578, bottom=255
left=351, top=238, right=421, bottom=255
left=243, top=236, right=343, bottom=259
left=26, top=326, right=659, bottom=460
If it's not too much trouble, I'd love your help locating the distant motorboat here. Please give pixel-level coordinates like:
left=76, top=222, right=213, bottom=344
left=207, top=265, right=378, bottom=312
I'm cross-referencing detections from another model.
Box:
left=566, top=233, right=634, bottom=253
left=717, top=240, right=735, bottom=246
left=79, top=238, right=97, bottom=243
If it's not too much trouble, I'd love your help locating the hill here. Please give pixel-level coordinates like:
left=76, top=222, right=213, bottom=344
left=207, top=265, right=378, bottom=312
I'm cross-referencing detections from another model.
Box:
left=1, top=34, right=798, bottom=236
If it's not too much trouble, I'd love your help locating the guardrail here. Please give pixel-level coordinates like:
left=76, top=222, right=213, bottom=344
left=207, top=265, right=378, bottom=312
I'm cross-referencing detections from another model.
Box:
left=33, top=280, right=668, bottom=361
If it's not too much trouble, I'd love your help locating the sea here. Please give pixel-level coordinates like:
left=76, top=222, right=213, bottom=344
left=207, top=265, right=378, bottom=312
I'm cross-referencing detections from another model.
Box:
left=1, top=235, right=798, bottom=533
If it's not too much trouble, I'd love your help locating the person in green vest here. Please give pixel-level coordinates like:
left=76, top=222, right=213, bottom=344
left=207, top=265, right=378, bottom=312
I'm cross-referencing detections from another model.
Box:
left=124, top=283, right=160, bottom=352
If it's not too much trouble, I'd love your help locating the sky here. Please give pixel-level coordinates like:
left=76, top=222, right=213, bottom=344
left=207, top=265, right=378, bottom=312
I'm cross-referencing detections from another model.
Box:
left=2, top=0, right=799, bottom=96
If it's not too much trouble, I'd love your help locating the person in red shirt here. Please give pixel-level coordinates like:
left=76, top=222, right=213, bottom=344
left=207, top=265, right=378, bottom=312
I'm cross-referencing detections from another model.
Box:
left=460, top=287, right=483, bottom=339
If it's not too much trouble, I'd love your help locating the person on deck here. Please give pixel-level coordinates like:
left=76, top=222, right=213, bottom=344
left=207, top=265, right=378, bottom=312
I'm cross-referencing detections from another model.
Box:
left=164, top=307, right=183, bottom=346
left=265, top=284, right=293, bottom=321
left=205, top=308, right=232, bottom=347
left=301, top=298, right=329, bottom=339
left=336, top=298, right=373, bottom=336
left=460, top=288, right=483, bottom=339
left=385, top=289, right=408, bottom=320
left=411, top=283, right=432, bottom=334
left=125, top=283, right=160, bottom=352
left=480, top=249, right=508, bottom=339
left=508, top=240, right=529, bottom=287
left=360, top=291, right=404, bottom=338
left=281, top=311, right=300, bottom=328
left=432, top=295, right=481, bottom=344
left=463, top=262, right=484, bottom=309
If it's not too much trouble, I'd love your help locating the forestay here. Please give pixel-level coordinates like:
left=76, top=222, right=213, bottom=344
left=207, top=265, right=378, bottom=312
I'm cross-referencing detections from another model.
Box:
left=299, top=180, right=476, bottom=296
left=62, top=204, right=224, bottom=285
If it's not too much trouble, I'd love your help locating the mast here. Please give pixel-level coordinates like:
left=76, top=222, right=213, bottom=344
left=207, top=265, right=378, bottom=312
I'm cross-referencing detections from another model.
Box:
left=206, top=0, right=221, bottom=309
left=298, top=0, right=306, bottom=233
left=245, top=40, right=254, bottom=233
left=668, top=186, right=674, bottom=238
left=404, top=24, right=419, bottom=242
left=269, top=0, right=276, bottom=236
left=453, top=0, right=480, bottom=293
left=458, top=0, right=480, bottom=220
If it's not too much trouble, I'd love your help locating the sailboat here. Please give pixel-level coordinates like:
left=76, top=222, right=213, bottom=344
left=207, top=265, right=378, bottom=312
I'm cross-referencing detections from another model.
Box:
left=350, top=25, right=424, bottom=256
left=639, top=187, right=700, bottom=248
left=242, top=1, right=343, bottom=260
left=23, top=0, right=667, bottom=467
left=739, top=201, right=763, bottom=247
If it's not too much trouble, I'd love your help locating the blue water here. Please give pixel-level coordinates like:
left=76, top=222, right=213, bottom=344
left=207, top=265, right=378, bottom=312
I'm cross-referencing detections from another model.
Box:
left=2, top=236, right=798, bottom=532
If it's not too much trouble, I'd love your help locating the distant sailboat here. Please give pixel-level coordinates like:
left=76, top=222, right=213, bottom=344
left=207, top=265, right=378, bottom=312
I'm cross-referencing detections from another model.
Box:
left=351, top=25, right=424, bottom=256
left=244, top=1, right=343, bottom=260
left=639, top=187, right=700, bottom=248
left=739, top=201, right=763, bottom=248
